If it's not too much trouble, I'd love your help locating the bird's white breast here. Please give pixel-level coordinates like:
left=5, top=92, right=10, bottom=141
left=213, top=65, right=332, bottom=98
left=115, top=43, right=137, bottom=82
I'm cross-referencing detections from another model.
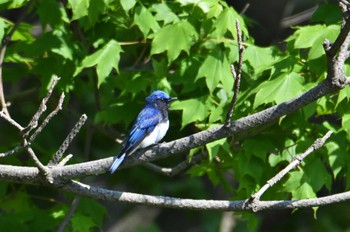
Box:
left=139, top=120, right=169, bottom=148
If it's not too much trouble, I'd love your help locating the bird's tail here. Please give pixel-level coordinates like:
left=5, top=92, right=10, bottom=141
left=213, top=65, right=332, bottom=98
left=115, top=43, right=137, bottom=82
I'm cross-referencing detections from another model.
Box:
left=109, top=153, right=126, bottom=174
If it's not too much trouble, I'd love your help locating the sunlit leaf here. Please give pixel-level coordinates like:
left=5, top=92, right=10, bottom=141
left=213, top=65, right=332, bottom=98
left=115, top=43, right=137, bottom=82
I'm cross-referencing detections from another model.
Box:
left=68, top=0, right=89, bottom=20
left=120, top=0, right=136, bottom=12
left=197, top=48, right=233, bottom=94
left=171, top=97, right=210, bottom=128
left=253, top=72, right=304, bottom=109
left=151, top=20, right=198, bottom=62
left=76, top=40, right=123, bottom=86
left=134, top=5, right=160, bottom=37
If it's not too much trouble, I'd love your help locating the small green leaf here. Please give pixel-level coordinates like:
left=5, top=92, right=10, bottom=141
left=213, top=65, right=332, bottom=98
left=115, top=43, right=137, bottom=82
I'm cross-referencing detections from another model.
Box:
left=4, top=0, right=27, bottom=9
left=68, top=0, right=89, bottom=20
left=293, top=24, right=340, bottom=60
left=152, top=3, right=179, bottom=25
left=284, top=171, right=317, bottom=200
left=0, top=18, right=6, bottom=42
left=134, top=5, right=160, bottom=37
left=51, top=32, right=73, bottom=60
left=253, top=72, right=304, bottom=109
left=342, top=113, right=350, bottom=138
left=71, top=213, right=97, bottom=232
left=206, top=138, right=227, bottom=161
left=87, top=0, right=106, bottom=26
left=120, top=0, right=136, bottom=12
left=268, top=139, right=295, bottom=167
left=51, top=210, right=65, bottom=219
left=305, top=158, right=332, bottom=191
left=245, top=45, right=283, bottom=74
left=243, top=137, right=275, bottom=161
left=197, top=49, right=233, bottom=94
left=171, top=97, right=210, bottom=128
left=37, top=0, right=63, bottom=28
left=209, top=104, right=225, bottom=123
left=12, top=22, right=33, bottom=41
left=211, top=8, right=238, bottom=38
left=151, top=20, right=198, bottom=63
left=336, top=85, right=350, bottom=108
left=77, top=40, right=123, bottom=86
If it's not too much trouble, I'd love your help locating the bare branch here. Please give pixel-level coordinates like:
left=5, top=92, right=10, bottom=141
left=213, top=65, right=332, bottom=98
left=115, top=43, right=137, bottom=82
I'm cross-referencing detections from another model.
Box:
left=60, top=180, right=350, bottom=212
left=143, top=152, right=207, bottom=176
left=23, top=76, right=61, bottom=137
left=22, top=139, right=53, bottom=183
left=0, top=165, right=350, bottom=212
left=250, top=131, right=333, bottom=202
left=225, top=19, right=244, bottom=126
left=0, top=145, right=24, bottom=158
left=48, top=114, right=87, bottom=166
left=29, top=92, right=65, bottom=143
left=58, top=154, right=74, bottom=167
left=0, top=110, right=24, bottom=131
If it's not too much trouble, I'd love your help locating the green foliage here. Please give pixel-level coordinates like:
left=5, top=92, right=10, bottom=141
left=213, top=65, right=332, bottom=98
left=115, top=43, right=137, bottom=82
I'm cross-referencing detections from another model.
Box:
left=0, top=0, right=350, bottom=231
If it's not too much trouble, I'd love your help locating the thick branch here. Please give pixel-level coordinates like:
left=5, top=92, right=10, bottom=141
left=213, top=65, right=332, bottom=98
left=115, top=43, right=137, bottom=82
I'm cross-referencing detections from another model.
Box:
left=0, top=79, right=340, bottom=181
left=59, top=180, right=350, bottom=212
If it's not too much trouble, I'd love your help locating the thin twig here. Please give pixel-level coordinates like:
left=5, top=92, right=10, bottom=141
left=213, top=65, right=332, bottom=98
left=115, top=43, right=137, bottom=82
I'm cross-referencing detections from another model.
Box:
left=29, top=92, right=65, bottom=143
left=57, top=196, right=81, bottom=232
left=240, top=3, right=250, bottom=15
left=225, top=20, right=244, bottom=126
left=23, top=139, right=53, bottom=183
left=23, top=76, right=61, bottom=137
left=48, top=114, right=87, bottom=166
left=250, top=131, right=333, bottom=201
left=58, top=154, right=74, bottom=166
left=143, top=152, right=208, bottom=176
left=0, top=145, right=24, bottom=158
left=0, top=110, right=24, bottom=131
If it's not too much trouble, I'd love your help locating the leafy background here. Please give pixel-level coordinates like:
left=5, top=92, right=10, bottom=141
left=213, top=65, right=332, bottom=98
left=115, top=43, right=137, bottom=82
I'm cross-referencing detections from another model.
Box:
left=0, top=0, right=349, bottom=231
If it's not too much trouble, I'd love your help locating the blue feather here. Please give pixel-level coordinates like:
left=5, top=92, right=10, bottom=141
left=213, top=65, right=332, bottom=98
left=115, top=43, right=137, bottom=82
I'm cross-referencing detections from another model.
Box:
left=109, top=153, right=126, bottom=173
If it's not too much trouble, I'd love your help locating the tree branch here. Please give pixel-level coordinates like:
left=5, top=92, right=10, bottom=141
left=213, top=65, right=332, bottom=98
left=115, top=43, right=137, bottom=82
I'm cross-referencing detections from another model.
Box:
left=143, top=152, right=208, bottom=176
left=48, top=114, right=87, bottom=166
left=249, top=131, right=333, bottom=201
left=57, top=180, right=350, bottom=212
left=29, top=93, right=65, bottom=143
left=225, top=19, right=244, bottom=126
left=23, top=76, right=61, bottom=137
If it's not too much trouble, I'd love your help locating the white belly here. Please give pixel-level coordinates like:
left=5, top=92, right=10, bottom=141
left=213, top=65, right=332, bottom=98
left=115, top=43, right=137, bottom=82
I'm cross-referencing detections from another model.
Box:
left=139, top=120, right=169, bottom=148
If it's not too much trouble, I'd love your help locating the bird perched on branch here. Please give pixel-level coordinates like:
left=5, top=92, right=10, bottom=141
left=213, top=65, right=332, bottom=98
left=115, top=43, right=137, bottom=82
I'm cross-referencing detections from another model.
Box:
left=109, top=90, right=177, bottom=173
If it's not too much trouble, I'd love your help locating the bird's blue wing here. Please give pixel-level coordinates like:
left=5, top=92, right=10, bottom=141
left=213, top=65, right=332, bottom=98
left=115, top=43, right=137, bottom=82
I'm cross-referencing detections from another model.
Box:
left=120, top=107, right=162, bottom=155
left=122, top=108, right=161, bottom=152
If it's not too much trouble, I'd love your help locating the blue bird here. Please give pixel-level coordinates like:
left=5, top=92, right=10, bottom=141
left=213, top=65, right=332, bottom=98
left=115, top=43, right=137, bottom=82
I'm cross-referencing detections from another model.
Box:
left=109, top=90, right=177, bottom=173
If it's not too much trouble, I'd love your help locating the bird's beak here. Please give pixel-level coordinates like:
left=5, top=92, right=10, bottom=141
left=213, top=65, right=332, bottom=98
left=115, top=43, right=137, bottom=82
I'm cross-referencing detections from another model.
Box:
left=169, top=97, right=177, bottom=102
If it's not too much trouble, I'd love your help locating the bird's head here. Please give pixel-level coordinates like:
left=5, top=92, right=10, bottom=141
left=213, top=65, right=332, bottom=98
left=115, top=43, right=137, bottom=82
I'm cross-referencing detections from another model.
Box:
left=146, top=90, right=177, bottom=108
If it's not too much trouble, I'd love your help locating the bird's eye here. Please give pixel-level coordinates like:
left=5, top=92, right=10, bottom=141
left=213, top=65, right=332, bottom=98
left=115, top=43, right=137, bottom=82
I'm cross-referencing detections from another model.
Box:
left=160, top=98, right=165, bottom=102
